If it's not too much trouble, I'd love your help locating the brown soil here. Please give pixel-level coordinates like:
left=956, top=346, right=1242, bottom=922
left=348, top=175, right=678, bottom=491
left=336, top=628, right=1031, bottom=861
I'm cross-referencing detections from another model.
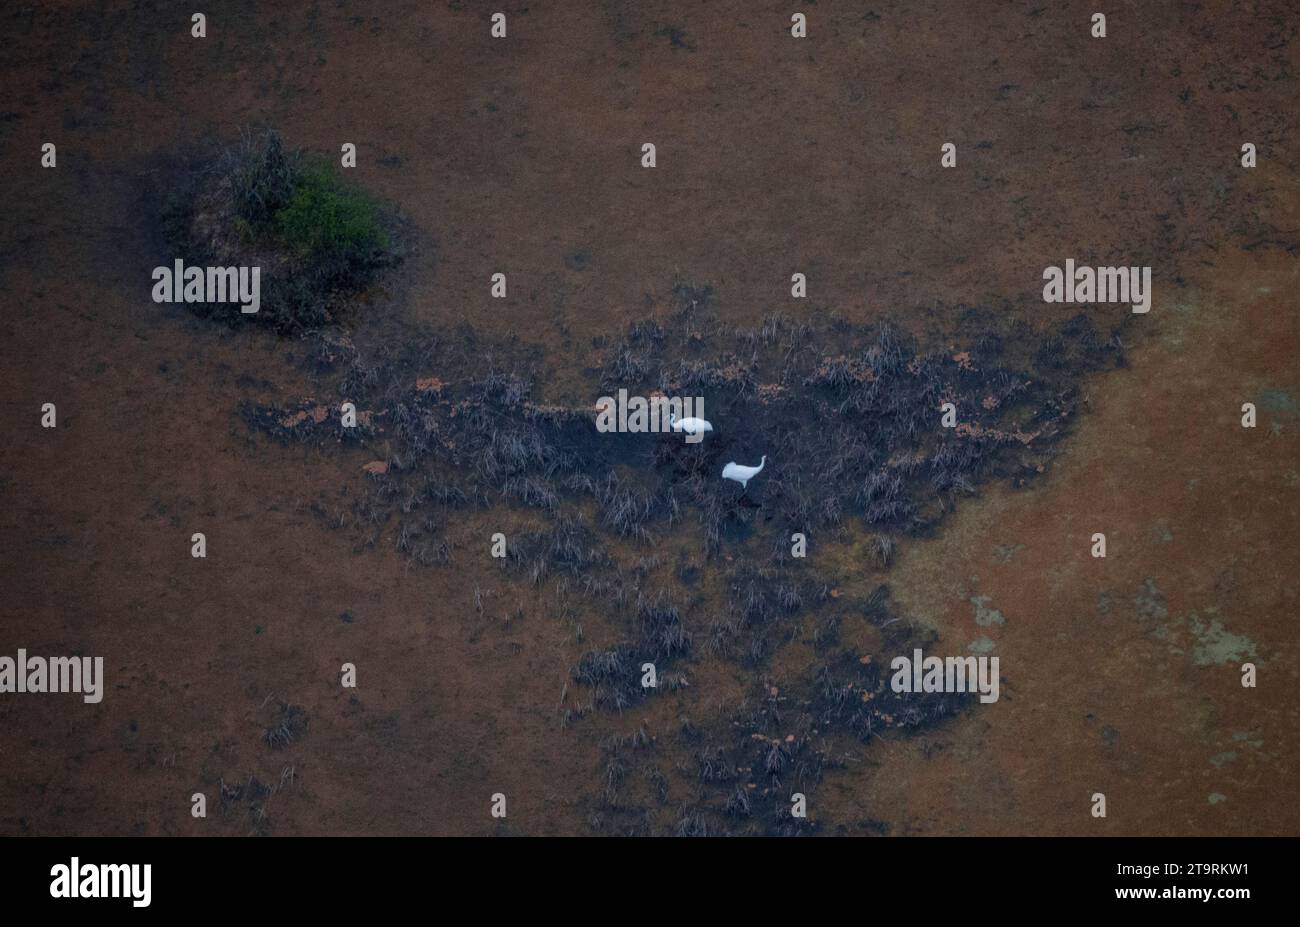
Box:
left=0, top=1, right=1296, bottom=835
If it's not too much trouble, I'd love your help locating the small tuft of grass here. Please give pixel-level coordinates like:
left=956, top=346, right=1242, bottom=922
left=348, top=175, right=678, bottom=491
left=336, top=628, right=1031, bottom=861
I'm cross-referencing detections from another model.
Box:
left=226, top=128, right=300, bottom=226
left=263, top=702, right=308, bottom=749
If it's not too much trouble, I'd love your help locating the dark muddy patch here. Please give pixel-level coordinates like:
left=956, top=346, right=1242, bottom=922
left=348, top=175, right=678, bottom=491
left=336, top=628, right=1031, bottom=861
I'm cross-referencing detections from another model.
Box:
left=230, top=278, right=1117, bottom=832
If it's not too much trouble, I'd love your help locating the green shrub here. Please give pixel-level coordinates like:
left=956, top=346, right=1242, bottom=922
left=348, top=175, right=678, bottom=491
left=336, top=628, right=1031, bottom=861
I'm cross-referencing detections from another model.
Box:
left=274, top=158, right=389, bottom=288
left=167, top=129, right=396, bottom=333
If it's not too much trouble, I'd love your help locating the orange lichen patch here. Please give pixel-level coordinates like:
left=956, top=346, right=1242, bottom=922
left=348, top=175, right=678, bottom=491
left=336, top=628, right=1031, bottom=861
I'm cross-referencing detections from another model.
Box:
left=888, top=449, right=928, bottom=467
left=524, top=402, right=581, bottom=418
left=664, top=361, right=753, bottom=391
left=830, top=588, right=842, bottom=598
left=278, top=403, right=376, bottom=429
left=955, top=421, right=1041, bottom=444
left=811, top=355, right=877, bottom=384
left=362, top=460, right=388, bottom=475
left=313, top=333, right=355, bottom=363
left=858, top=654, right=873, bottom=664
left=952, top=351, right=975, bottom=370
left=279, top=404, right=331, bottom=428
left=415, top=376, right=444, bottom=393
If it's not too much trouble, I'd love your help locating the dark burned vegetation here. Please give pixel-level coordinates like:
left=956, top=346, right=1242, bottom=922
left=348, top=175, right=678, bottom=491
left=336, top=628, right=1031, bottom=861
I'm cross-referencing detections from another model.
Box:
left=591, top=586, right=975, bottom=837
left=244, top=282, right=1124, bottom=834
left=251, top=283, right=1120, bottom=560
left=160, top=129, right=398, bottom=333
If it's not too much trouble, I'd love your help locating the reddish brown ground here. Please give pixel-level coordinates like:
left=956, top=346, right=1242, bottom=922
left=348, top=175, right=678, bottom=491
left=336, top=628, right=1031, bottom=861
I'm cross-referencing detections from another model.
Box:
left=0, top=1, right=1296, bottom=835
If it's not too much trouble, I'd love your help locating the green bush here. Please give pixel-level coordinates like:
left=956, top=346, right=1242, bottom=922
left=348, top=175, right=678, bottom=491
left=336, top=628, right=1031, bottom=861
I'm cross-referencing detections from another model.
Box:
left=274, top=158, right=389, bottom=286
left=167, top=129, right=396, bottom=333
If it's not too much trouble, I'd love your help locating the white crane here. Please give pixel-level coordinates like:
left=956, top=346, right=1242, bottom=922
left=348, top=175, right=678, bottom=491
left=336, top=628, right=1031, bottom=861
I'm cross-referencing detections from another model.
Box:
left=722, top=456, right=766, bottom=491
left=668, top=410, right=713, bottom=437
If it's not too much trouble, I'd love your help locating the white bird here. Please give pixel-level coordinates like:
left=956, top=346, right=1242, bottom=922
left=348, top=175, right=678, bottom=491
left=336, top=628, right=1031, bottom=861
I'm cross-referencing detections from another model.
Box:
left=669, top=410, right=714, bottom=437
left=722, top=456, right=766, bottom=491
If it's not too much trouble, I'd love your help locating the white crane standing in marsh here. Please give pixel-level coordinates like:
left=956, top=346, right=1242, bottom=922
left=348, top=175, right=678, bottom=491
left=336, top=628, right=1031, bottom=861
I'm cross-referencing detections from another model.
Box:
left=668, top=409, right=713, bottom=438
left=722, top=456, right=766, bottom=491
